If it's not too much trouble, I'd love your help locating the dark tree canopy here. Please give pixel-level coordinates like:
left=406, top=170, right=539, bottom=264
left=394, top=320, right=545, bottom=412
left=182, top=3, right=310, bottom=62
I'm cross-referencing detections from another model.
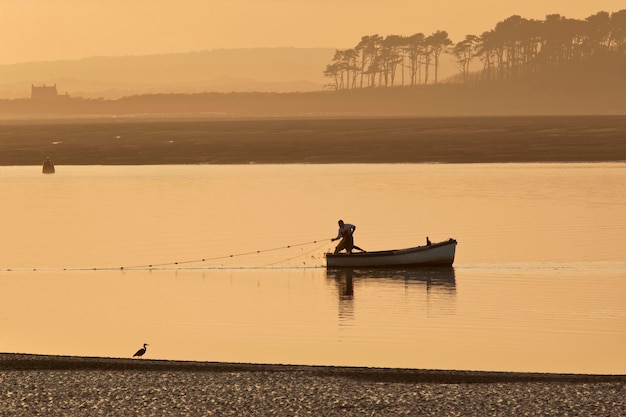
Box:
left=324, top=10, right=626, bottom=90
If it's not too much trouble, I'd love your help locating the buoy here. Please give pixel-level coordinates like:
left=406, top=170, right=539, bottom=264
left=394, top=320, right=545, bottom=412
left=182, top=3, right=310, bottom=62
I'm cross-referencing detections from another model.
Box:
left=42, top=157, right=55, bottom=174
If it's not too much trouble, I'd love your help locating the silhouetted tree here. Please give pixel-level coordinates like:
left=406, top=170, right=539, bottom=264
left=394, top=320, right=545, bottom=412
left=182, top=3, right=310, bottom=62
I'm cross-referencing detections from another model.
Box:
left=380, top=35, right=405, bottom=86
left=476, top=30, right=500, bottom=80
left=322, top=8, right=626, bottom=88
left=540, top=14, right=583, bottom=67
left=355, top=35, right=380, bottom=88
left=405, top=33, right=426, bottom=85
left=452, top=35, right=479, bottom=82
left=427, top=30, right=453, bottom=84
left=355, top=35, right=383, bottom=87
left=323, top=62, right=341, bottom=90
left=610, top=10, right=626, bottom=52
left=323, top=49, right=361, bottom=90
left=343, top=48, right=360, bottom=89
left=584, top=11, right=612, bottom=54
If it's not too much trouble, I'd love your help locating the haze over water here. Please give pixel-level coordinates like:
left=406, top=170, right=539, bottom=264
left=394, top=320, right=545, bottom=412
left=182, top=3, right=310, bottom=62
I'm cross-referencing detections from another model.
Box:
left=1, top=163, right=624, bottom=374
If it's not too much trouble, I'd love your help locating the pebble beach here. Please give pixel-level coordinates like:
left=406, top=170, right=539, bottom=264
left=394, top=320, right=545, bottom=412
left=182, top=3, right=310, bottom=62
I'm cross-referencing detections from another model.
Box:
left=1, top=354, right=624, bottom=416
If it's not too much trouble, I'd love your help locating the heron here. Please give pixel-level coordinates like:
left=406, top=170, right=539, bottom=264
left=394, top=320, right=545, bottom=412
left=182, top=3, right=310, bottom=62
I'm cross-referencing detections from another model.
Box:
left=133, top=343, right=148, bottom=358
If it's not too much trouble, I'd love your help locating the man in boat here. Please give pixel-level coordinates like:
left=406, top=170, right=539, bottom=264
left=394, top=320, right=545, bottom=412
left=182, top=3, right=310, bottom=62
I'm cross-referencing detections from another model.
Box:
left=332, top=220, right=364, bottom=254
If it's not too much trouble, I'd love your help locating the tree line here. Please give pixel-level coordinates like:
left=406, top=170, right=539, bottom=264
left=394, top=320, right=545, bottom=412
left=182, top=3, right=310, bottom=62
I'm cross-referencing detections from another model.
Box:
left=323, top=10, right=626, bottom=90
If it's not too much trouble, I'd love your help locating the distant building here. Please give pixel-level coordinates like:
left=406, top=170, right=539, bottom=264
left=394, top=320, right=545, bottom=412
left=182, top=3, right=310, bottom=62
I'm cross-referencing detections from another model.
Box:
left=31, top=84, right=69, bottom=100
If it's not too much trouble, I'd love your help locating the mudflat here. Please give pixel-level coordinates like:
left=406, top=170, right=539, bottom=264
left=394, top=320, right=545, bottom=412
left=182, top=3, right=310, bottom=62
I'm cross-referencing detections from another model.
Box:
left=1, top=115, right=625, bottom=165
left=1, top=354, right=624, bottom=416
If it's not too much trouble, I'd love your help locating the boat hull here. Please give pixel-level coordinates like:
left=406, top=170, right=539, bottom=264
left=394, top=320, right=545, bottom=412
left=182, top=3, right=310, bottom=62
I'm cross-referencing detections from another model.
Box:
left=325, top=239, right=457, bottom=268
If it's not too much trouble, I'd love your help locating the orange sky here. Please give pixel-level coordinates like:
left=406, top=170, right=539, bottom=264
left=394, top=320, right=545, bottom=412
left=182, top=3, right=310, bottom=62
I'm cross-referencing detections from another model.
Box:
left=0, top=0, right=624, bottom=65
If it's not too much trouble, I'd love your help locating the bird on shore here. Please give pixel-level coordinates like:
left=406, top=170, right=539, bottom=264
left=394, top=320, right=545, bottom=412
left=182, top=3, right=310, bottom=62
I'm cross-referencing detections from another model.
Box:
left=133, top=343, right=148, bottom=358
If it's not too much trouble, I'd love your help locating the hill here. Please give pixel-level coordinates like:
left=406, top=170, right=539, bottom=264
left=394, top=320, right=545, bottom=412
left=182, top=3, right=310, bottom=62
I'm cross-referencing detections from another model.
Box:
left=0, top=50, right=623, bottom=118
left=0, top=48, right=336, bottom=99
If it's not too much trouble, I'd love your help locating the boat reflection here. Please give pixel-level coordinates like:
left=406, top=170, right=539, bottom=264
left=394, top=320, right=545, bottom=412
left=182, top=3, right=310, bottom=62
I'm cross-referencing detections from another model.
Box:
left=326, top=268, right=457, bottom=321
left=327, top=267, right=456, bottom=295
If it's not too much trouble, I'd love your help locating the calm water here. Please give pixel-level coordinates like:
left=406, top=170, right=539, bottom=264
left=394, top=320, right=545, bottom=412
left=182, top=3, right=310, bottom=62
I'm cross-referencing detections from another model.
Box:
left=1, top=163, right=625, bottom=374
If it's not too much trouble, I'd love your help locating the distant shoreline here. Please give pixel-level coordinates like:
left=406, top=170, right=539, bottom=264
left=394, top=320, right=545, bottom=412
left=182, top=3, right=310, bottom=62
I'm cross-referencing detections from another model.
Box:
left=1, top=115, right=625, bottom=166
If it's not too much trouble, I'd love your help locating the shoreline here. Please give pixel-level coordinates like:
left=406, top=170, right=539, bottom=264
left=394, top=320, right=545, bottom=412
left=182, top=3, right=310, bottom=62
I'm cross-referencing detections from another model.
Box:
left=2, top=353, right=624, bottom=383
left=2, top=353, right=624, bottom=416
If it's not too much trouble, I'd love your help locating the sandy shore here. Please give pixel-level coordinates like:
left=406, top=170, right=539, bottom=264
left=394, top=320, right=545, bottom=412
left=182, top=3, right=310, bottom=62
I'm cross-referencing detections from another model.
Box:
left=1, top=354, right=624, bottom=416
left=1, top=116, right=626, bottom=165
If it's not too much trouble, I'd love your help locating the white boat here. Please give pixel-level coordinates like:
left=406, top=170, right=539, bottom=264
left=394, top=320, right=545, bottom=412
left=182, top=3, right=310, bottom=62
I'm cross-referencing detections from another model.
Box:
left=325, top=238, right=457, bottom=268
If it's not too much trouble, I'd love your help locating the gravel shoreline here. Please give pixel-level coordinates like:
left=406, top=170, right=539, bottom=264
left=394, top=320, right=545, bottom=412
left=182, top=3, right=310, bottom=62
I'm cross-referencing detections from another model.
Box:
left=1, top=354, right=624, bottom=416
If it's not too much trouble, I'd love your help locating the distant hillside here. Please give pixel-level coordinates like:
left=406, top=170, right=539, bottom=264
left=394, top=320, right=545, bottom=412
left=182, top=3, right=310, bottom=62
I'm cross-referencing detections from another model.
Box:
left=2, top=76, right=624, bottom=119
left=0, top=48, right=335, bottom=99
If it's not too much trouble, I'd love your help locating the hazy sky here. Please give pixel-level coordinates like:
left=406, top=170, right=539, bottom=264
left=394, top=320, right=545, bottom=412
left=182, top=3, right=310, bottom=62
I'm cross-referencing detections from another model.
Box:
left=1, top=0, right=624, bottom=65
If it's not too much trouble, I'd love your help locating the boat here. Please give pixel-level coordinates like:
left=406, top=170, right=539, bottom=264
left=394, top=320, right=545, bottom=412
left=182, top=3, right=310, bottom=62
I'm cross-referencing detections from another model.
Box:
left=325, top=238, right=457, bottom=268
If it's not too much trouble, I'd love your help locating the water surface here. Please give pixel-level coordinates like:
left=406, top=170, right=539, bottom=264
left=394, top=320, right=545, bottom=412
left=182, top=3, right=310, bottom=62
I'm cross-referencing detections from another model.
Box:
left=1, top=164, right=624, bottom=373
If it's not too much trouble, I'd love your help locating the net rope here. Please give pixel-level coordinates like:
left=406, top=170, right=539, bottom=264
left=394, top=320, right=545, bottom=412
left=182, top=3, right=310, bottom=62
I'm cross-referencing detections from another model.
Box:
left=2, top=238, right=332, bottom=272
